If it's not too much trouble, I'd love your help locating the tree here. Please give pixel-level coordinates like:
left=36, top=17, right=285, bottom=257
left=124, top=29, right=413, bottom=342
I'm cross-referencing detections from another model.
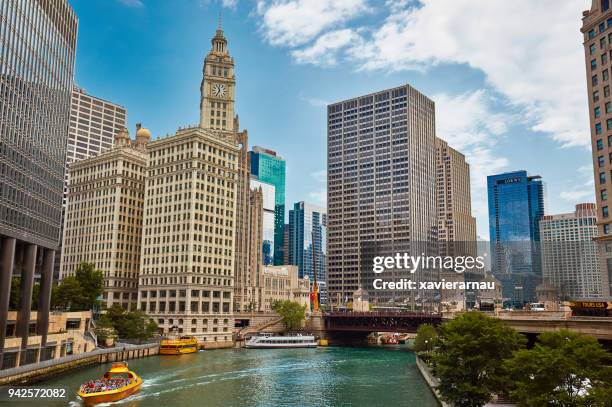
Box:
left=413, top=324, right=437, bottom=353
left=504, top=329, right=612, bottom=406
left=51, top=262, right=103, bottom=310
left=99, top=305, right=158, bottom=342
left=9, top=278, right=41, bottom=310
left=271, top=300, right=306, bottom=331
left=74, top=262, right=103, bottom=310
left=432, top=312, right=526, bottom=407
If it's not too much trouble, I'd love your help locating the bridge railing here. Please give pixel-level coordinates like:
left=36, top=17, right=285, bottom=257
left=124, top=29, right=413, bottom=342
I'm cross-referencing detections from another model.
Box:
left=324, top=311, right=442, bottom=318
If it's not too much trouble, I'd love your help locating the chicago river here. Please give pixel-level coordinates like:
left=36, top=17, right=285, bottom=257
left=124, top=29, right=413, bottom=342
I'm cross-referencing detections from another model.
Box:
left=41, top=347, right=437, bottom=406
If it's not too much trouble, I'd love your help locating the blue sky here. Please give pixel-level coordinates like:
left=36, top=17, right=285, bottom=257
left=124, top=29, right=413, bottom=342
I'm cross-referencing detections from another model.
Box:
left=69, top=0, right=595, bottom=238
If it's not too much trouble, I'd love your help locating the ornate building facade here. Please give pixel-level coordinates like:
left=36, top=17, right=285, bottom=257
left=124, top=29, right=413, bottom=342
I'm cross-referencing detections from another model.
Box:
left=61, top=126, right=149, bottom=310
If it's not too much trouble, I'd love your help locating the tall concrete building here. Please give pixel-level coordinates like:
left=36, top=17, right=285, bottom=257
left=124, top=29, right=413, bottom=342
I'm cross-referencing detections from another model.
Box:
left=540, top=203, right=602, bottom=299
left=249, top=147, right=286, bottom=266
left=250, top=178, right=276, bottom=265
left=0, top=0, right=77, bottom=369
left=56, top=87, right=127, bottom=278
left=327, top=85, right=438, bottom=306
left=435, top=138, right=477, bottom=247
left=435, top=138, right=477, bottom=310
left=581, top=0, right=612, bottom=297
left=60, top=126, right=149, bottom=310
left=487, top=171, right=545, bottom=306
left=138, top=26, right=241, bottom=347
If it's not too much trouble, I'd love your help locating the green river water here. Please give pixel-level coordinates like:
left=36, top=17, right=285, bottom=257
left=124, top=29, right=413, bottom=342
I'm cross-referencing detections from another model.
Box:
left=36, top=346, right=437, bottom=407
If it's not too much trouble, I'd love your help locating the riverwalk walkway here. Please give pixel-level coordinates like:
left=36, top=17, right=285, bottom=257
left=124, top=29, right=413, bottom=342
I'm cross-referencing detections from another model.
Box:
left=0, top=343, right=158, bottom=385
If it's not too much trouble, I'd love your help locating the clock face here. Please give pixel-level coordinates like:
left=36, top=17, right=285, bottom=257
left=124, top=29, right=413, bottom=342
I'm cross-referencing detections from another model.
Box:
left=212, top=83, right=226, bottom=98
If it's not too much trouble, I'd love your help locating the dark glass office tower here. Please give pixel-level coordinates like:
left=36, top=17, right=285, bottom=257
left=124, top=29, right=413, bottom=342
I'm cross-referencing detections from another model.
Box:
left=487, top=171, right=545, bottom=306
left=0, top=0, right=77, bottom=369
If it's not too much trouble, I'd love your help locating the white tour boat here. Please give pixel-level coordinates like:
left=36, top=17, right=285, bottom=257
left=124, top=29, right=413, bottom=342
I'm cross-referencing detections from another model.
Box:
left=245, top=333, right=318, bottom=349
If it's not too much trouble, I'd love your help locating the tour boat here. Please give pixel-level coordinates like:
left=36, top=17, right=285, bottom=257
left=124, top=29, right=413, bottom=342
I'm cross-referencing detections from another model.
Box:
left=381, top=335, right=399, bottom=345
left=77, top=362, right=142, bottom=405
left=245, top=333, right=318, bottom=348
left=159, top=336, right=199, bottom=355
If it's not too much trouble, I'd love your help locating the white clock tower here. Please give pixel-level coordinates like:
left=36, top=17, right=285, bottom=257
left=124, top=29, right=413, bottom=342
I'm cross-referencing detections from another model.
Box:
left=199, top=24, right=236, bottom=132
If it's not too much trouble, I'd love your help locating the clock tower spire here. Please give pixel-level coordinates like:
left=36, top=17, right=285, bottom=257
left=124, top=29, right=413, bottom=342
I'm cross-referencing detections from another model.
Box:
left=199, top=23, right=236, bottom=132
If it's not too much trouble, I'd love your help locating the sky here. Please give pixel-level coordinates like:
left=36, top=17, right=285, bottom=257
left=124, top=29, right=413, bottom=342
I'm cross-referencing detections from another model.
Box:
left=69, top=0, right=596, bottom=238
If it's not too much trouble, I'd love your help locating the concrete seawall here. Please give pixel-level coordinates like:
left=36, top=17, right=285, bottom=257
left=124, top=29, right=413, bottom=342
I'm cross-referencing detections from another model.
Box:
left=415, top=356, right=447, bottom=407
left=0, top=343, right=158, bottom=386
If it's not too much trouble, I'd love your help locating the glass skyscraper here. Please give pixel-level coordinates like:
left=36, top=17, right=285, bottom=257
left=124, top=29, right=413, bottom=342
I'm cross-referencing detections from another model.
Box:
left=0, top=0, right=78, bottom=369
left=288, top=202, right=327, bottom=283
left=487, top=170, right=545, bottom=306
left=249, top=146, right=286, bottom=266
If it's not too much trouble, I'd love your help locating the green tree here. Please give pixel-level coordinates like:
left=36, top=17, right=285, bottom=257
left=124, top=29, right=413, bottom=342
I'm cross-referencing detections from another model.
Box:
left=99, top=305, right=158, bottom=342
left=504, top=329, right=612, bottom=407
left=74, top=262, right=103, bottom=309
left=271, top=300, right=306, bottom=331
left=9, top=278, right=41, bottom=310
left=432, top=312, right=526, bottom=407
left=413, top=323, right=437, bottom=353
left=51, top=262, right=103, bottom=310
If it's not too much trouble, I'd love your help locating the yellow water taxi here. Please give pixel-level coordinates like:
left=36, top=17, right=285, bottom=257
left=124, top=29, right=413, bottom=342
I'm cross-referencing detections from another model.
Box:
left=159, top=336, right=199, bottom=355
left=77, top=362, right=142, bottom=405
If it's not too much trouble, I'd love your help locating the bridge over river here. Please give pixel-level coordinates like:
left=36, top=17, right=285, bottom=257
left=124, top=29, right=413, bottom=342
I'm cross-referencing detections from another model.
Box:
left=311, top=311, right=612, bottom=343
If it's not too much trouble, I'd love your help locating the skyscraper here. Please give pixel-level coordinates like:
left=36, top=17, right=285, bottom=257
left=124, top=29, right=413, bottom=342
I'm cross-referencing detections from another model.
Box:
left=327, top=84, right=438, bottom=306
left=581, top=0, right=612, bottom=297
left=56, top=86, right=127, bottom=278
left=435, top=137, right=478, bottom=310
left=288, top=202, right=327, bottom=304
left=540, top=203, right=602, bottom=299
left=61, top=126, right=149, bottom=311
left=138, top=26, right=240, bottom=347
left=288, top=202, right=327, bottom=282
left=487, top=171, right=545, bottom=305
left=0, top=0, right=77, bottom=369
left=435, top=138, right=477, bottom=247
left=249, top=178, right=276, bottom=266
left=249, top=147, right=286, bottom=266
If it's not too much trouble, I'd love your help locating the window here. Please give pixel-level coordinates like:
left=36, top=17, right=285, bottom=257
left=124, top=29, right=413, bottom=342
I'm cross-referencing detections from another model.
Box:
left=602, top=37, right=607, bottom=49
left=603, top=0, right=610, bottom=12
left=596, top=106, right=602, bottom=118
left=601, top=22, right=606, bottom=33
left=600, top=172, right=606, bottom=184
left=605, top=69, right=610, bottom=81
left=604, top=54, right=609, bottom=65
left=607, top=102, right=612, bottom=113
left=602, top=189, right=608, bottom=200
left=605, top=85, right=610, bottom=97
left=589, top=29, right=596, bottom=39
left=603, top=206, right=609, bottom=218
left=596, top=123, right=603, bottom=134
left=592, top=59, right=598, bottom=70
left=598, top=138, right=604, bottom=150
left=594, top=90, right=600, bottom=102
left=599, top=156, right=605, bottom=167
left=591, top=43, right=597, bottom=55
left=605, top=224, right=611, bottom=234
left=593, top=75, right=599, bottom=86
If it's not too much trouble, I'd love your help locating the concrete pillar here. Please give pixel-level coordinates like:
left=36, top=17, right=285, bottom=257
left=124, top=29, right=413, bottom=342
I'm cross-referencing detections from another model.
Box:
left=37, top=249, right=54, bottom=348
left=17, top=244, right=37, bottom=365
left=0, top=238, right=16, bottom=368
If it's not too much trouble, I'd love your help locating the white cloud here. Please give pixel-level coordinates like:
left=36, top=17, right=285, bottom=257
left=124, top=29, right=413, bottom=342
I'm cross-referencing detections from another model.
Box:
left=559, top=164, right=595, bottom=203
left=434, top=91, right=510, bottom=236
left=255, top=0, right=369, bottom=47
left=117, top=0, right=143, bottom=7
left=222, top=0, right=238, bottom=9
left=309, top=190, right=327, bottom=204
left=257, top=0, right=591, bottom=149
left=560, top=189, right=594, bottom=202
left=292, top=29, right=358, bottom=66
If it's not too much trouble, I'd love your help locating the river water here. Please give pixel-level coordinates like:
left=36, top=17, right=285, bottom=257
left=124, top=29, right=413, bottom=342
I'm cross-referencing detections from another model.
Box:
left=40, top=346, right=437, bottom=407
